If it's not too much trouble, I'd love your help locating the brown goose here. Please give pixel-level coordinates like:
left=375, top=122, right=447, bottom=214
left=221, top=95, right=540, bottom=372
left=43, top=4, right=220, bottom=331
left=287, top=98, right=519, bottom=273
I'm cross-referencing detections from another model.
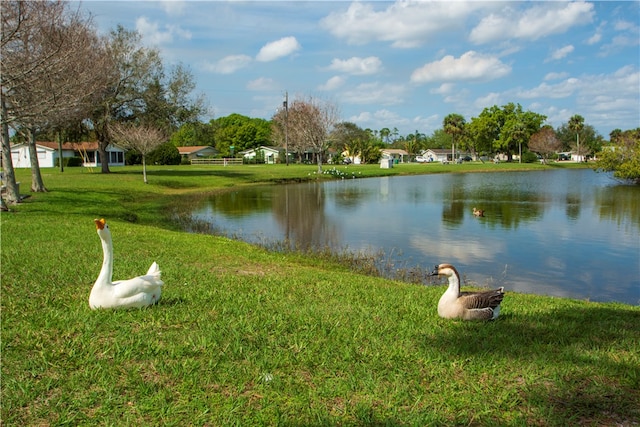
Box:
left=429, top=264, right=504, bottom=320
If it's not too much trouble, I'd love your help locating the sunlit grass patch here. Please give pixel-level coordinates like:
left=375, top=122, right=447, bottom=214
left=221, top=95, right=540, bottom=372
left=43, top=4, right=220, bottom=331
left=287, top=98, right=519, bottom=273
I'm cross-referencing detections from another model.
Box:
left=3, top=163, right=637, bottom=426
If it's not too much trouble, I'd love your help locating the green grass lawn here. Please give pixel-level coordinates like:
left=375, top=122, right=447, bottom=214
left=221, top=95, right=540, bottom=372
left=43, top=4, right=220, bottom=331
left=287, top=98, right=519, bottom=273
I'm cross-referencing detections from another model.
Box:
left=2, top=163, right=638, bottom=426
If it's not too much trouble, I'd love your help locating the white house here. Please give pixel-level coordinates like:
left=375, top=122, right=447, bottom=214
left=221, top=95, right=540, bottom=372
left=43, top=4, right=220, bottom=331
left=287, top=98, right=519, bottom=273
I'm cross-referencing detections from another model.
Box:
left=240, top=146, right=281, bottom=164
left=10, top=142, right=125, bottom=168
left=11, top=142, right=69, bottom=168
left=75, top=142, right=126, bottom=167
left=380, top=148, right=409, bottom=163
left=421, top=149, right=453, bottom=163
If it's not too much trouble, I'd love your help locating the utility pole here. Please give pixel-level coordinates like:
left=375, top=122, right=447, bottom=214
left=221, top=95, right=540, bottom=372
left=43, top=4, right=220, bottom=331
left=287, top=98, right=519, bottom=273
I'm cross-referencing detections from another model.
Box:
left=283, top=91, right=289, bottom=166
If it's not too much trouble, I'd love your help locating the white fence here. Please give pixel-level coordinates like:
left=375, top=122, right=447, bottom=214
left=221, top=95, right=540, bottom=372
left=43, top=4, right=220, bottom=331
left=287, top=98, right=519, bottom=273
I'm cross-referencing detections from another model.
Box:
left=190, top=158, right=244, bottom=166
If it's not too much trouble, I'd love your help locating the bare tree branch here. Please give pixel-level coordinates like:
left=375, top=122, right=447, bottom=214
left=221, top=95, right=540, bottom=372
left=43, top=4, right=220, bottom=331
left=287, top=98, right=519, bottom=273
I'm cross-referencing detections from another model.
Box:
left=272, top=95, right=339, bottom=171
left=108, top=122, right=166, bottom=183
left=2, top=0, right=111, bottom=194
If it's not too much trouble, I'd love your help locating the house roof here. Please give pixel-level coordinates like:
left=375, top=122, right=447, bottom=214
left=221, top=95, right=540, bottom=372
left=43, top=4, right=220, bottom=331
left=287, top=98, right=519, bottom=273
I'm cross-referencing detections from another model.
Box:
left=177, top=145, right=214, bottom=154
left=14, top=141, right=124, bottom=151
left=381, top=148, right=408, bottom=155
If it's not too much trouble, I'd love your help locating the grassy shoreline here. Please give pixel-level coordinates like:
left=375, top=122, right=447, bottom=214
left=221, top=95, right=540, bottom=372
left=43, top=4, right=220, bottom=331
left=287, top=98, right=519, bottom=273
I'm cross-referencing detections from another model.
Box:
left=2, top=163, right=638, bottom=426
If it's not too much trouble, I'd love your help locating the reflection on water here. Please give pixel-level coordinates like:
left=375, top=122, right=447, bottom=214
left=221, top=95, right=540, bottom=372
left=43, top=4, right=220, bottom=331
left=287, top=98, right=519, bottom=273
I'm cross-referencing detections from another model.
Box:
left=190, top=169, right=640, bottom=305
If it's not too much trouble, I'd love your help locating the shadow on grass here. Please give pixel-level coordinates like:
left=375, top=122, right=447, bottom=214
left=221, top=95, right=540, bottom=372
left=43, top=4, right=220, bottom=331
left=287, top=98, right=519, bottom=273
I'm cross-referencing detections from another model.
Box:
left=419, top=304, right=640, bottom=425
left=112, top=168, right=254, bottom=178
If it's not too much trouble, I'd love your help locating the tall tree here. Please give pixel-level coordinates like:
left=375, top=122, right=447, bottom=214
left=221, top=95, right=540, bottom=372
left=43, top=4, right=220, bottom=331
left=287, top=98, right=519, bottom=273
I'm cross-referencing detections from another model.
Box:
left=556, top=122, right=602, bottom=159
left=273, top=96, right=339, bottom=172
left=89, top=26, right=161, bottom=173
left=88, top=26, right=204, bottom=173
left=609, top=129, right=623, bottom=144
left=467, top=107, right=501, bottom=160
left=330, top=122, right=369, bottom=163
left=1, top=0, right=109, bottom=194
left=211, top=114, right=271, bottom=156
left=170, top=121, right=216, bottom=147
left=596, top=128, right=640, bottom=184
left=379, top=127, right=391, bottom=144
left=443, top=113, right=466, bottom=162
left=529, top=126, right=561, bottom=164
left=568, top=114, right=585, bottom=161
left=1, top=97, right=15, bottom=208
left=403, top=130, right=426, bottom=158
left=468, top=103, right=545, bottom=161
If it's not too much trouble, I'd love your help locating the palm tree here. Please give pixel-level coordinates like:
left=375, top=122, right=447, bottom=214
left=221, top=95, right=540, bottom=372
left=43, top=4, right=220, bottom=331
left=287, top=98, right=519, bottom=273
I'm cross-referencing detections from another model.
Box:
left=568, top=114, right=584, bottom=161
left=443, top=114, right=466, bottom=163
left=379, top=127, right=390, bottom=144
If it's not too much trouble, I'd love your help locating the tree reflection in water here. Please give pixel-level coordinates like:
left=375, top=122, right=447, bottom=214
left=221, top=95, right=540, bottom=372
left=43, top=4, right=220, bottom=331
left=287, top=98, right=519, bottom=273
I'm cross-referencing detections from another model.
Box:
left=186, top=169, right=640, bottom=304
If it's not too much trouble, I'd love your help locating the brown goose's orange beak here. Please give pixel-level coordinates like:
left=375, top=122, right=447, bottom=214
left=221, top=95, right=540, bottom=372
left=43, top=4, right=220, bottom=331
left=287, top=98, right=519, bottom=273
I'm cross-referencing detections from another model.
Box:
left=94, top=218, right=106, bottom=230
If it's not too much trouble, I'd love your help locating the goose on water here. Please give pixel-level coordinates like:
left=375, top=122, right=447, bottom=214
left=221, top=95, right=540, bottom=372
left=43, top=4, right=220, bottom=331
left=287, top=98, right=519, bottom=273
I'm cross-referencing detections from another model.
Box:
left=429, top=263, right=504, bottom=320
left=472, top=207, right=485, bottom=217
left=89, top=218, right=164, bottom=309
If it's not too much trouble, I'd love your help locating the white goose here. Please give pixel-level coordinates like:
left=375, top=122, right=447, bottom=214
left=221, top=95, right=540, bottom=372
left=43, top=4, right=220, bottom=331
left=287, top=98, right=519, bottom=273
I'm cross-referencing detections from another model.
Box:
left=429, top=263, right=504, bottom=320
left=89, top=218, right=164, bottom=309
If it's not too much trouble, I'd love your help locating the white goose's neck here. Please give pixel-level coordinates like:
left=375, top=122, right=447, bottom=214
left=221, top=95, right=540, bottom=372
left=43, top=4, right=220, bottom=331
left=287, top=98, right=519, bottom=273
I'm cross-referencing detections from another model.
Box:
left=96, top=233, right=113, bottom=285
left=445, top=268, right=461, bottom=294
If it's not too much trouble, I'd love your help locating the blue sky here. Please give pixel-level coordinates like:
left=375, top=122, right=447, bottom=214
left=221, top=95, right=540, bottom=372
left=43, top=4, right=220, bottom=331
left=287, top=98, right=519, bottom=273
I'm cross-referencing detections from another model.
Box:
left=79, top=1, right=639, bottom=139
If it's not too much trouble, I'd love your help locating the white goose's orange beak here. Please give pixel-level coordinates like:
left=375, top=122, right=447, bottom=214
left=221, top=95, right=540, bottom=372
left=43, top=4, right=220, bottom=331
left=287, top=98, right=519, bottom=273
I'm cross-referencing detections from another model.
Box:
left=94, top=218, right=106, bottom=230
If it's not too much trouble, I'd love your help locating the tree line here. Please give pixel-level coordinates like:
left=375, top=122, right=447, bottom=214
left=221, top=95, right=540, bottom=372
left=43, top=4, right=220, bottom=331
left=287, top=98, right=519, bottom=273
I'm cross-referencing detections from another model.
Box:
left=2, top=1, right=638, bottom=211
left=2, top=0, right=205, bottom=207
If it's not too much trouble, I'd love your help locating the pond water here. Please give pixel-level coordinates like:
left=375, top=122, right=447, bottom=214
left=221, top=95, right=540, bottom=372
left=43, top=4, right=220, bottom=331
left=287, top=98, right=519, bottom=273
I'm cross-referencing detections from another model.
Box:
left=189, top=169, right=640, bottom=305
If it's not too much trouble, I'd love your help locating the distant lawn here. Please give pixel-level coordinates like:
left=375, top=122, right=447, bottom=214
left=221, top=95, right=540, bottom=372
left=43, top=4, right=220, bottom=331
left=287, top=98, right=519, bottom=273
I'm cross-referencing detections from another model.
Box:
left=3, top=162, right=638, bottom=426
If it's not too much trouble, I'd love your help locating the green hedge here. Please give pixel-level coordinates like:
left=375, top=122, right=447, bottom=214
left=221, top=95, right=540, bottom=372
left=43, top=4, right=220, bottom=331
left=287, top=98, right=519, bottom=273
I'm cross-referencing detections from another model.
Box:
left=54, top=157, right=83, bottom=167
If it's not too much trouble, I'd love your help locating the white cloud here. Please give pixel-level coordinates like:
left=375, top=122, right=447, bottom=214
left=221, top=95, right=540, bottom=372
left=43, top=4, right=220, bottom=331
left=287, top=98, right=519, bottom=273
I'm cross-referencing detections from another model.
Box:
left=256, top=37, right=301, bottom=62
left=161, top=0, right=187, bottom=16
left=614, top=20, right=636, bottom=31
left=500, top=65, right=639, bottom=131
left=340, top=82, right=406, bottom=105
left=577, top=66, right=640, bottom=116
left=430, top=83, right=456, bottom=95
left=470, top=2, right=594, bottom=44
left=586, top=32, right=602, bottom=45
left=204, top=55, right=252, bottom=74
left=318, top=76, right=346, bottom=91
left=321, top=1, right=482, bottom=48
left=411, top=51, right=511, bottom=84
left=474, top=92, right=502, bottom=110
left=542, top=106, right=573, bottom=129
left=586, top=23, right=605, bottom=45
left=443, top=88, right=471, bottom=105
left=349, top=109, right=412, bottom=131
left=247, top=77, right=276, bottom=91
left=544, top=72, right=569, bottom=81
left=326, top=56, right=382, bottom=76
left=516, top=78, right=580, bottom=99
left=411, top=114, right=442, bottom=134
left=135, top=16, right=191, bottom=45
left=349, top=111, right=373, bottom=123
left=547, top=45, right=574, bottom=62
left=598, top=17, right=639, bottom=56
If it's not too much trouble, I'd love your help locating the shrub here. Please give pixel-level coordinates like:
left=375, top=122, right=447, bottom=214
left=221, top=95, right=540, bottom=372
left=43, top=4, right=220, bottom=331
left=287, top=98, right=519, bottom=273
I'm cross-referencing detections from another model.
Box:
left=126, top=150, right=142, bottom=165
left=148, top=143, right=181, bottom=165
left=521, top=151, right=539, bottom=163
left=54, top=157, right=83, bottom=167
